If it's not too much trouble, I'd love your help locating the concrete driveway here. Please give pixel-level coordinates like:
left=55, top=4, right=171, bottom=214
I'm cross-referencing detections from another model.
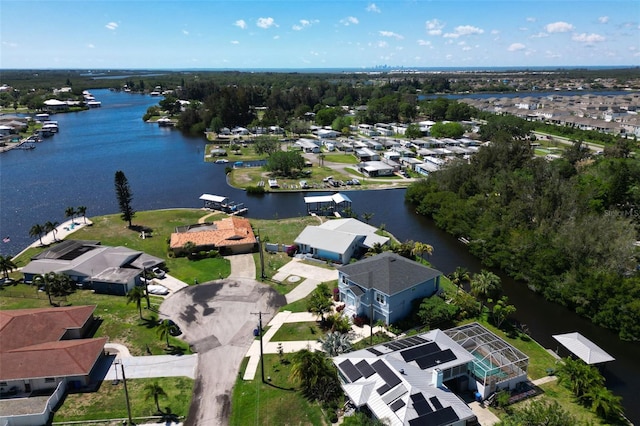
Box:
left=159, top=278, right=285, bottom=426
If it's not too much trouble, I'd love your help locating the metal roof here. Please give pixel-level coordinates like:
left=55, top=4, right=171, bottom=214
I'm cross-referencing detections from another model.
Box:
left=552, top=332, right=615, bottom=364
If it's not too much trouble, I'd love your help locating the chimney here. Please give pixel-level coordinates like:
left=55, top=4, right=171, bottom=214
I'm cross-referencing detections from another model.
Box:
left=432, top=368, right=443, bottom=388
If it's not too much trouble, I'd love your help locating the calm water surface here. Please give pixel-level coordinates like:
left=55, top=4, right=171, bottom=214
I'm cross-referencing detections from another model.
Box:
left=0, top=89, right=638, bottom=422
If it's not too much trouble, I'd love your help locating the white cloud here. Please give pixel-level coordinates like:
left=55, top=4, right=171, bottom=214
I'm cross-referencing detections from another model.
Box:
left=531, top=32, right=549, bottom=39
left=273, top=35, right=280, bottom=39
left=340, top=16, right=359, bottom=26
left=417, top=39, right=432, bottom=46
left=379, top=31, right=404, bottom=40
left=491, top=29, right=500, bottom=35
left=462, top=46, right=472, bottom=51
left=526, top=17, right=536, bottom=23
left=182, top=30, right=189, bottom=36
left=87, top=43, right=95, bottom=49
left=377, top=41, right=388, bottom=48
left=257, top=17, right=277, bottom=29
left=444, top=25, right=484, bottom=38
left=231, top=40, right=240, bottom=44
left=366, top=3, right=381, bottom=13
left=545, top=21, right=574, bottom=33
left=572, top=33, right=605, bottom=43
left=234, top=19, right=247, bottom=30
left=2, top=41, right=18, bottom=48
left=508, top=43, right=526, bottom=52
left=105, top=22, right=118, bottom=30
left=293, top=19, right=318, bottom=31
left=598, top=16, right=609, bottom=24
left=425, top=19, right=445, bottom=36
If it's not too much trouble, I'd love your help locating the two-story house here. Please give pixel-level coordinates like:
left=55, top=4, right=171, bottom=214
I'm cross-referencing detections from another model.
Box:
left=337, top=252, right=442, bottom=325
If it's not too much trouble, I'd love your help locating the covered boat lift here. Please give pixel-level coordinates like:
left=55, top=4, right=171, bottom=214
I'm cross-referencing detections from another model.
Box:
left=552, top=332, right=615, bottom=365
left=304, top=192, right=352, bottom=216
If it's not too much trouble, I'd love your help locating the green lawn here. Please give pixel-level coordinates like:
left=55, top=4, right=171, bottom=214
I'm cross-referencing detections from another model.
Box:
left=323, top=153, right=359, bottom=164
left=53, top=377, right=193, bottom=423
left=271, top=321, right=322, bottom=341
left=230, top=356, right=330, bottom=426
left=0, top=283, right=191, bottom=356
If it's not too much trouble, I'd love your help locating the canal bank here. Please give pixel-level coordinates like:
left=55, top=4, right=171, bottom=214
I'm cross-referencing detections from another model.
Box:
left=0, top=88, right=638, bottom=423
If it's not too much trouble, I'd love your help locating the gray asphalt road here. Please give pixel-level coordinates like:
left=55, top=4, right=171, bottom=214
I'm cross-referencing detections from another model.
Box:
left=159, top=278, right=285, bottom=426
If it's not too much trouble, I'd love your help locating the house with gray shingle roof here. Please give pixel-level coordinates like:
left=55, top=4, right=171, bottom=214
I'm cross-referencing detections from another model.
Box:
left=337, top=252, right=442, bottom=325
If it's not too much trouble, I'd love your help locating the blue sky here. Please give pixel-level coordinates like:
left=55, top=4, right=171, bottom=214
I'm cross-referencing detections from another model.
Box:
left=1, top=0, right=639, bottom=69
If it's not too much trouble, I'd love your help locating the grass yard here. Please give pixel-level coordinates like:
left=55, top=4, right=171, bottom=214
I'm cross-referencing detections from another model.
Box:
left=11, top=209, right=231, bottom=284
left=0, top=283, right=191, bottom=356
left=322, top=153, right=359, bottom=164
left=230, top=356, right=330, bottom=426
left=53, top=377, right=193, bottom=423
left=271, top=321, right=322, bottom=341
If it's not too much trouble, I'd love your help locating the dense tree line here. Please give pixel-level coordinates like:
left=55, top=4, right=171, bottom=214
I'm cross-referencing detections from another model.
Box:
left=406, top=120, right=640, bottom=341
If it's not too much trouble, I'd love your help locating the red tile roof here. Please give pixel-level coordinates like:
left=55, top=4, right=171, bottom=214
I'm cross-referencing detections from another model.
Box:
left=0, top=306, right=106, bottom=381
left=170, top=216, right=256, bottom=250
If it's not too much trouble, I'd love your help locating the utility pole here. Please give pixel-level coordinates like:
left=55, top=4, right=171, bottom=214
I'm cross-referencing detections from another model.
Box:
left=251, top=311, right=269, bottom=383
left=120, top=362, right=133, bottom=425
left=256, top=231, right=266, bottom=280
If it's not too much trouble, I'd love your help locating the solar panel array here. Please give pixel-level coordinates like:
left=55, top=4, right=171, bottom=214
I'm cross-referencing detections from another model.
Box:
left=415, top=348, right=456, bottom=370
left=355, top=360, right=376, bottom=378
left=400, top=342, right=440, bottom=362
left=338, top=359, right=363, bottom=382
left=372, top=359, right=401, bottom=395
left=408, top=406, right=459, bottom=426
left=430, top=396, right=444, bottom=410
left=383, top=335, right=428, bottom=351
left=410, top=393, right=433, bottom=416
left=367, top=347, right=383, bottom=356
left=390, top=399, right=406, bottom=412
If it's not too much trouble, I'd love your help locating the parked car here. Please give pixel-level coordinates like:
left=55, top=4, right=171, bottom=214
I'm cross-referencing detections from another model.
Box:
left=151, top=267, right=166, bottom=279
left=147, top=284, right=169, bottom=295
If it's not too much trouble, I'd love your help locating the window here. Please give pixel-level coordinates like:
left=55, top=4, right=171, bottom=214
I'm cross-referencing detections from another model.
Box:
left=45, top=378, right=55, bottom=383
left=375, top=292, right=386, bottom=305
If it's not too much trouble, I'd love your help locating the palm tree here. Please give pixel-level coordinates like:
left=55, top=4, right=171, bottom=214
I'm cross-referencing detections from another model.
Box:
left=76, top=206, right=87, bottom=224
left=32, top=272, right=73, bottom=306
left=127, top=286, right=146, bottom=319
left=306, top=290, right=332, bottom=324
left=157, top=319, right=173, bottom=347
left=319, top=153, right=326, bottom=167
left=29, top=223, right=45, bottom=246
left=470, top=270, right=502, bottom=302
left=318, top=331, right=352, bottom=356
left=289, top=349, right=325, bottom=391
left=65, top=206, right=76, bottom=224
left=44, top=221, right=59, bottom=242
left=584, top=386, right=623, bottom=420
left=449, top=266, right=471, bottom=294
left=412, top=241, right=434, bottom=260
left=0, top=255, right=17, bottom=280
left=361, top=212, right=374, bottom=224
left=143, top=382, right=167, bottom=413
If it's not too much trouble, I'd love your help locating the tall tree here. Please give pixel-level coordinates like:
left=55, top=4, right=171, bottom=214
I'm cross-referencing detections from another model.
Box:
left=127, top=286, right=146, bottom=319
left=65, top=206, right=76, bottom=223
left=44, top=221, right=59, bottom=242
left=412, top=241, right=434, bottom=260
left=76, top=206, right=87, bottom=224
left=449, top=266, right=470, bottom=294
left=143, top=382, right=167, bottom=413
left=157, top=319, right=173, bottom=347
left=470, top=270, right=502, bottom=302
left=33, top=272, right=75, bottom=306
left=29, top=223, right=44, bottom=246
left=114, top=170, right=135, bottom=227
left=0, top=255, right=17, bottom=280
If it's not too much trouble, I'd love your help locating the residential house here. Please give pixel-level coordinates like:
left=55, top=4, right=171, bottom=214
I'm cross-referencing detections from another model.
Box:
left=358, top=161, right=394, bottom=177
left=295, top=138, right=321, bottom=153
left=337, top=252, right=442, bottom=325
left=21, top=240, right=164, bottom=296
left=294, top=218, right=389, bottom=264
left=169, top=216, right=257, bottom=256
left=0, top=306, right=108, bottom=425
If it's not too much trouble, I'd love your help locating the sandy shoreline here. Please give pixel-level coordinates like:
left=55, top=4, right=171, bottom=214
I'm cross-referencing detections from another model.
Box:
left=11, top=217, right=92, bottom=261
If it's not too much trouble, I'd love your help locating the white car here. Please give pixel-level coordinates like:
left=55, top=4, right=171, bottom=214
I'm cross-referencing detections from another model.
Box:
left=147, top=284, right=169, bottom=295
left=151, top=267, right=166, bottom=279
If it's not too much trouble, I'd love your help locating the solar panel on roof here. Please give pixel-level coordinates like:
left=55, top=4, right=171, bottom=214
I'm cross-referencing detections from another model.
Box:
left=414, top=348, right=456, bottom=370
left=372, top=359, right=401, bottom=388
left=338, top=359, right=363, bottom=382
left=408, top=406, right=459, bottom=426
left=410, top=393, right=433, bottom=416
left=377, top=384, right=391, bottom=395
left=355, top=360, right=376, bottom=378
left=401, top=342, right=440, bottom=362
left=405, top=336, right=427, bottom=345
left=390, top=399, right=406, bottom=412
left=367, top=347, right=383, bottom=356
left=429, top=396, right=444, bottom=410
left=384, top=342, right=404, bottom=351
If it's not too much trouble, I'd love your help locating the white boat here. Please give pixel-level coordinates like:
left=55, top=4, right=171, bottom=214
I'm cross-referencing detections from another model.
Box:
left=214, top=159, right=229, bottom=164
left=157, top=117, right=174, bottom=127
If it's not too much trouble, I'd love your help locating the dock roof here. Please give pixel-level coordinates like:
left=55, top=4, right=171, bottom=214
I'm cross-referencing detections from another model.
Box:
left=552, top=332, right=615, bottom=364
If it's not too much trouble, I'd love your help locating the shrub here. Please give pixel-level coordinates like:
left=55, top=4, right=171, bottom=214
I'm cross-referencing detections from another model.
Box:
left=246, top=185, right=266, bottom=194
left=352, top=314, right=369, bottom=327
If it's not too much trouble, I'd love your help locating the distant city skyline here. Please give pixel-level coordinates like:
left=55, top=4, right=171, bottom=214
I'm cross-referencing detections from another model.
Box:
left=1, top=0, right=639, bottom=69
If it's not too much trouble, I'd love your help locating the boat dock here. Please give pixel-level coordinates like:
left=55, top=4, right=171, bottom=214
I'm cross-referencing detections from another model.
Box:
left=199, top=193, right=248, bottom=215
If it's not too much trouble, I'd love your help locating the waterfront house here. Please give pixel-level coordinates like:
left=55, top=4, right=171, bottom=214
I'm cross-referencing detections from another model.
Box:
left=21, top=240, right=164, bottom=296
left=337, top=252, right=442, bottom=324
left=43, top=99, right=69, bottom=112
left=294, top=218, right=389, bottom=264
left=358, top=161, right=394, bottom=177
left=169, top=216, right=257, bottom=256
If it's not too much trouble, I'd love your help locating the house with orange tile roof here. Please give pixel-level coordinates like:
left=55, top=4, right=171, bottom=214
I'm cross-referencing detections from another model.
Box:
left=169, top=216, right=257, bottom=256
left=0, top=306, right=107, bottom=400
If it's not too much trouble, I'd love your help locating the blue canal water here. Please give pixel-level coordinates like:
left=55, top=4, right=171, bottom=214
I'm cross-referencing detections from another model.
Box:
left=0, top=89, right=638, bottom=422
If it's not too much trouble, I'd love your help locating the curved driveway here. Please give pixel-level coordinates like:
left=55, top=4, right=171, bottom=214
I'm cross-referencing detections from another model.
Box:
left=159, top=255, right=285, bottom=425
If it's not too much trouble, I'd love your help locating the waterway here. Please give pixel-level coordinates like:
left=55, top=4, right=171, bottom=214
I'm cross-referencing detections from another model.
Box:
left=0, top=89, right=638, bottom=422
